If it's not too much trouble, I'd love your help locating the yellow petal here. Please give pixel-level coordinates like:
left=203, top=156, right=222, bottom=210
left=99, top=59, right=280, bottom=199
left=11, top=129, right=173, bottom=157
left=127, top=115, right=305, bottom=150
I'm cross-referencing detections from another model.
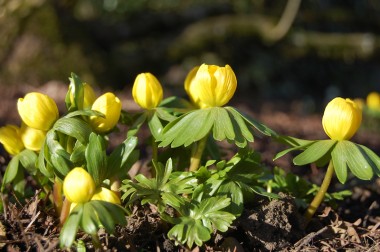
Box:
left=90, top=92, right=122, bottom=133
left=20, top=124, right=46, bottom=152
left=322, top=97, right=362, bottom=141
left=63, top=167, right=96, bottom=203
left=0, top=125, right=24, bottom=155
left=185, top=64, right=237, bottom=108
left=17, top=92, right=59, bottom=131
left=91, top=187, right=121, bottom=204
left=132, top=73, right=163, bottom=109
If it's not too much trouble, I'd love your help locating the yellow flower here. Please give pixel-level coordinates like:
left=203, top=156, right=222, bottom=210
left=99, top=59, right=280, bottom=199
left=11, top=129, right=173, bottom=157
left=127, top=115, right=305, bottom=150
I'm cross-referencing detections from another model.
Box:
left=322, top=97, right=362, bottom=141
left=91, top=187, right=121, bottom=204
left=90, top=92, right=122, bottom=133
left=0, top=125, right=24, bottom=155
left=132, top=73, right=163, bottom=109
left=184, top=64, right=237, bottom=108
left=63, top=167, right=96, bottom=203
left=20, top=124, right=46, bottom=152
left=17, top=92, right=59, bottom=131
left=366, top=91, right=380, bottom=110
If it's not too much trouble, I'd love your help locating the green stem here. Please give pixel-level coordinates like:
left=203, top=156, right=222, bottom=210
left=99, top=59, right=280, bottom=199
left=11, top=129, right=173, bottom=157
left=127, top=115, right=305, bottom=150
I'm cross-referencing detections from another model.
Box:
left=189, top=136, right=208, bottom=172
left=91, top=233, right=102, bottom=249
left=152, top=137, right=158, bottom=163
left=304, top=160, right=335, bottom=222
left=53, top=178, right=63, bottom=216
left=150, top=137, right=158, bottom=178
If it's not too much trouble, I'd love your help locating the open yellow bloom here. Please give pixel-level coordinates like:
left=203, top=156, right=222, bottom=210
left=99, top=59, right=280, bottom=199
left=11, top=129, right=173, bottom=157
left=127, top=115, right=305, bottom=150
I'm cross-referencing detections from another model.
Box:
left=322, top=97, right=362, bottom=141
left=366, top=91, right=380, bottom=110
left=0, top=125, right=24, bottom=155
left=91, top=187, right=121, bottom=204
left=90, top=92, right=122, bottom=133
left=184, top=64, right=237, bottom=108
left=20, top=124, right=46, bottom=152
left=63, top=167, right=96, bottom=203
left=132, top=73, right=163, bottom=109
left=17, top=92, right=59, bottom=131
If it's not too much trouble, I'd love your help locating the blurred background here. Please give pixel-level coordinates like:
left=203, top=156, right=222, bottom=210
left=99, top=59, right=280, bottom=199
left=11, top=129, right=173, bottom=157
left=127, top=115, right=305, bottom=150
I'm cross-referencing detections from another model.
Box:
left=1, top=0, right=380, bottom=112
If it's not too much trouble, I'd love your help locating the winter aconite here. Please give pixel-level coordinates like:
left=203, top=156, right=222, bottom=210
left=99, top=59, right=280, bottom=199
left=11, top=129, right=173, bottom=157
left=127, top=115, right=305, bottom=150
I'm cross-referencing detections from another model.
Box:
left=17, top=92, right=59, bottom=131
left=0, top=125, right=25, bottom=155
left=63, top=168, right=96, bottom=203
left=132, top=73, right=163, bottom=110
left=184, top=64, right=237, bottom=108
left=20, top=124, right=46, bottom=152
left=322, top=97, right=362, bottom=141
left=90, top=92, right=122, bottom=133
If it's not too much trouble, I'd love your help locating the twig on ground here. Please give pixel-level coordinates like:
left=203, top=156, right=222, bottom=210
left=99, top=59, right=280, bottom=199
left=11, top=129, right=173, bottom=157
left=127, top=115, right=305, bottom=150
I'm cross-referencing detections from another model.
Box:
left=293, top=226, right=328, bottom=251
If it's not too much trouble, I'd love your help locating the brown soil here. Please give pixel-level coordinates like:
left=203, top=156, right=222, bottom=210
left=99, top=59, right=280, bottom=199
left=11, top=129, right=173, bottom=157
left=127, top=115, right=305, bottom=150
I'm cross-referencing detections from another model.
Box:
left=0, top=82, right=380, bottom=251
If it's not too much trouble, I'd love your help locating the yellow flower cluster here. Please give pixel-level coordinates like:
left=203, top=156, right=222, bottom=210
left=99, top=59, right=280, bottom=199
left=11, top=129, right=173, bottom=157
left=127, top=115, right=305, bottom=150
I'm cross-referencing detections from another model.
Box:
left=0, top=92, right=59, bottom=155
left=131, top=63, right=238, bottom=110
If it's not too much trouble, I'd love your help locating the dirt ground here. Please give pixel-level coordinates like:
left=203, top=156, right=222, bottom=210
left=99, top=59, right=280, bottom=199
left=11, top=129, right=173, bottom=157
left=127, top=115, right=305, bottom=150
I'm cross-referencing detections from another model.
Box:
left=0, top=82, right=379, bottom=251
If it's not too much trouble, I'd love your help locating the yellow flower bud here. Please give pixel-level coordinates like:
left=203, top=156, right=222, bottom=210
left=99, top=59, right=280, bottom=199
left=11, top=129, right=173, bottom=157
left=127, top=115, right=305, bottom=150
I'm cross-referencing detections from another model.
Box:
left=0, top=125, right=24, bottom=155
left=63, top=167, right=96, bottom=203
left=91, top=187, right=121, bottom=204
left=90, top=92, right=122, bottom=133
left=17, top=92, right=59, bottom=131
left=83, top=83, right=97, bottom=109
left=184, top=64, right=237, bottom=108
left=69, top=83, right=97, bottom=109
left=20, top=124, right=46, bottom=152
left=366, top=91, right=380, bottom=110
left=132, top=73, right=163, bottom=109
left=322, top=97, right=362, bottom=141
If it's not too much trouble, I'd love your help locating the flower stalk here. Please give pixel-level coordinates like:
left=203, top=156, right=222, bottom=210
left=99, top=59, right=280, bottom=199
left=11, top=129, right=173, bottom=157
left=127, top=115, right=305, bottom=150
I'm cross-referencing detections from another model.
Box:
left=189, top=135, right=208, bottom=172
left=304, top=160, right=335, bottom=222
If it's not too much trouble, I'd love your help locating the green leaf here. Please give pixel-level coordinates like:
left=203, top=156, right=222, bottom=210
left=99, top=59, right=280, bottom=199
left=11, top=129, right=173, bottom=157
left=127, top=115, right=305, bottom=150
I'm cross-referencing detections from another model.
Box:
left=126, top=113, right=146, bottom=137
left=53, top=117, right=92, bottom=145
left=217, top=182, right=243, bottom=216
left=18, top=149, right=38, bottom=175
left=155, top=107, right=177, bottom=121
left=65, top=72, right=84, bottom=112
left=13, top=167, right=26, bottom=197
left=212, top=107, right=235, bottom=141
left=37, top=143, right=54, bottom=179
left=148, top=111, right=164, bottom=139
left=70, top=140, right=86, bottom=164
left=227, top=107, right=277, bottom=137
left=90, top=201, right=116, bottom=233
left=81, top=203, right=99, bottom=235
left=331, top=142, right=348, bottom=183
left=65, top=109, right=104, bottom=119
left=226, top=107, right=254, bottom=147
left=60, top=204, right=84, bottom=248
left=166, top=218, right=210, bottom=248
left=275, top=135, right=315, bottom=148
left=357, top=144, right=380, bottom=176
left=344, top=141, right=373, bottom=180
left=159, top=109, right=214, bottom=147
left=1, top=155, right=20, bottom=191
left=86, top=133, right=107, bottom=186
left=293, top=140, right=336, bottom=166
left=107, top=136, right=138, bottom=178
